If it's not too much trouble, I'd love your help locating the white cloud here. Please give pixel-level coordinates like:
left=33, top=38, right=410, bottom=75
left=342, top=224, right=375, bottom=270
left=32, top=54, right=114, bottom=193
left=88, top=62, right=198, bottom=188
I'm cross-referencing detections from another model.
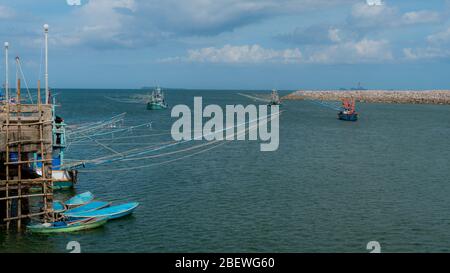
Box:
left=403, top=47, right=450, bottom=60
left=163, top=38, right=393, bottom=65
left=351, top=2, right=395, bottom=21
left=350, top=2, right=442, bottom=28
left=0, top=5, right=14, bottom=19
left=402, top=11, right=441, bottom=25
left=403, top=27, right=450, bottom=61
left=138, top=0, right=355, bottom=35
left=54, top=0, right=364, bottom=49
left=328, top=28, right=342, bottom=43
left=308, top=39, right=393, bottom=64
left=427, top=27, right=450, bottom=45
left=162, top=44, right=303, bottom=64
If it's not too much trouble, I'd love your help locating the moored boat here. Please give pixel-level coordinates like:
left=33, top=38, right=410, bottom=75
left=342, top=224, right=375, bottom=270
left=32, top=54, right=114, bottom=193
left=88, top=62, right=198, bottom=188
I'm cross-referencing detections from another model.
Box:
left=64, top=201, right=111, bottom=215
left=27, top=217, right=107, bottom=234
left=64, top=191, right=94, bottom=207
left=53, top=201, right=66, bottom=213
left=64, top=202, right=139, bottom=220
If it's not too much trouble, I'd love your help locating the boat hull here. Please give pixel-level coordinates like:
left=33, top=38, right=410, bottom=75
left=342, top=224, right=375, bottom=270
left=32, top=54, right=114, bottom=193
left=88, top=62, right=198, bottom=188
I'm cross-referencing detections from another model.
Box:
left=65, top=191, right=94, bottom=208
left=64, top=201, right=111, bottom=215
left=147, top=102, right=168, bottom=110
left=338, top=112, right=358, bottom=121
left=27, top=218, right=107, bottom=234
left=32, top=169, right=78, bottom=191
left=65, top=202, right=139, bottom=220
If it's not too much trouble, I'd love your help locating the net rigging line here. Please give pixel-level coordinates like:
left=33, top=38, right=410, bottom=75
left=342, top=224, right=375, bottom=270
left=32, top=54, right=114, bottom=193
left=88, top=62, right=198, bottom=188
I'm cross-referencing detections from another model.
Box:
left=87, top=110, right=281, bottom=166
left=78, top=110, right=278, bottom=173
left=66, top=112, right=127, bottom=137
left=67, top=122, right=153, bottom=143
left=238, top=93, right=271, bottom=103
left=308, top=100, right=342, bottom=111
left=15, top=57, right=34, bottom=103
left=63, top=110, right=281, bottom=170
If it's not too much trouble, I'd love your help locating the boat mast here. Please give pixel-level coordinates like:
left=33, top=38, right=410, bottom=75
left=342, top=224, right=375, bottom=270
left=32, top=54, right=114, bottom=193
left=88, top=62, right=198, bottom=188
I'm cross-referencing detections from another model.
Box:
left=4, top=42, right=8, bottom=101
left=44, top=24, right=49, bottom=104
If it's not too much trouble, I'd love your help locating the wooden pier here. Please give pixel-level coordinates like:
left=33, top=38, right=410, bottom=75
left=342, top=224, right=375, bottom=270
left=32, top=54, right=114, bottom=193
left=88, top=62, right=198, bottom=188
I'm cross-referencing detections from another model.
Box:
left=0, top=81, right=54, bottom=231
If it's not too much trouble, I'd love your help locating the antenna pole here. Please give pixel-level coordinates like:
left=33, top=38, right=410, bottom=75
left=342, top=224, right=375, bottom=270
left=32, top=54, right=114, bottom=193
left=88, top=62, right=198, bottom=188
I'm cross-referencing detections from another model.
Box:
left=4, top=42, right=9, bottom=101
left=44, top=24, right=49, bottom=104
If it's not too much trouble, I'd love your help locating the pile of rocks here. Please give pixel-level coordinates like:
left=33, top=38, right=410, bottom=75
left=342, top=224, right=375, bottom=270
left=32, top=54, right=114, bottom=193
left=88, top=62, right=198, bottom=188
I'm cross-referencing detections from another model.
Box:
left=283, top=90, right=450, bottom=105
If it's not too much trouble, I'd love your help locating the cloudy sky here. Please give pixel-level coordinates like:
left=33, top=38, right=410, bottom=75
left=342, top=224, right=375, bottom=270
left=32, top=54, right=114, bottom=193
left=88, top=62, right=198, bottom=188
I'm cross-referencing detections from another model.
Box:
left=1, top=0, right=450, bottom=89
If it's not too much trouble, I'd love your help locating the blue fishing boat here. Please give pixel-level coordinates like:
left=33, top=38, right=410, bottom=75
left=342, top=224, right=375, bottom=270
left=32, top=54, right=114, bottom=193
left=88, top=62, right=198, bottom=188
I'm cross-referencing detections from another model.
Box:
left=27, top=217, right=108, bottom=234
left=64, top=201, right=110, bottom=215
left=65, top=191, right=94, bottom=207
left=34, top=100, right=78, bottom=190
left=64, top=202, right=139, bottom=220
left=53, top=201, right=66, bottom=213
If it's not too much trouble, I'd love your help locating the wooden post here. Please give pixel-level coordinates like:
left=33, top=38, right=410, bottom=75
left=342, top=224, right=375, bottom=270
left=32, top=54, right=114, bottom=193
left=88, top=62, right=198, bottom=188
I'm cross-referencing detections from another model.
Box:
left=17, top=78, right=22, bottom=230
left=4, top=93, right=10, bottom=230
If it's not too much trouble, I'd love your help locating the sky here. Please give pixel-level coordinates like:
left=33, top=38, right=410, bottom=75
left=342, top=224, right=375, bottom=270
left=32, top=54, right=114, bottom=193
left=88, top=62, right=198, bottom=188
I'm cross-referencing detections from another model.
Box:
left=1, top=0, right=450, bottom=90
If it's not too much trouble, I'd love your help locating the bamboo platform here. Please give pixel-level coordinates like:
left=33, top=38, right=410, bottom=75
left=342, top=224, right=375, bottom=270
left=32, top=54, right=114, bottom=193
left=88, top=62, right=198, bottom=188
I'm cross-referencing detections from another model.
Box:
left=0, top=80, right=54, bottom=231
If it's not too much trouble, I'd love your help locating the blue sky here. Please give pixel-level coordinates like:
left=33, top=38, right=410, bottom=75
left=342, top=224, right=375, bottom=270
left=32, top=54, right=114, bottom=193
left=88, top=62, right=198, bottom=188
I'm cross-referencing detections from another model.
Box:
left=1, top=0, right=450, bottom=90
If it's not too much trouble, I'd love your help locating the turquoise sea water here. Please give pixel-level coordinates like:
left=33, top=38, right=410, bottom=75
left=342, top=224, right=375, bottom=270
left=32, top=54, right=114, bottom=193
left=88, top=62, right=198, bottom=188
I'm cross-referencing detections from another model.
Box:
left=1, top=89, right=450, bottom=253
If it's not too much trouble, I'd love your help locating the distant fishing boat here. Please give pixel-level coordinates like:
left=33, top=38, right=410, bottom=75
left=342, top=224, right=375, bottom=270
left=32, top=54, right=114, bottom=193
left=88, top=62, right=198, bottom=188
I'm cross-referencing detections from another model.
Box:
left=268, top=89, right=281, bottom=106
left=64, top=202, right=139, bottom=220
left=147, top=87, right=168, bottom=110
left=27, top=217, right=107, bottom=233
left=338, top=98, right=358, bottom=121
left=64, top=191, right=94, bottom=208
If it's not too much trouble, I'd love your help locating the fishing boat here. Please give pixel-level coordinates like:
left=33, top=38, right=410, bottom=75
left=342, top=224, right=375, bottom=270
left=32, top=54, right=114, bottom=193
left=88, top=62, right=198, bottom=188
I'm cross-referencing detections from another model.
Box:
left=27, top=217, right=107, bottom=234
left=64, top=201, right=110, bottom=215
left=147, top=87, right=168, bottom=110
left=268, top=89, right=281, bottom=106
left=53, top=201, right=66, bottom=213
left=64, top=202, right=139, bottom=220
left=338, top=98, right=358, bottom=121
left=64, top=191, right=94, bottom=208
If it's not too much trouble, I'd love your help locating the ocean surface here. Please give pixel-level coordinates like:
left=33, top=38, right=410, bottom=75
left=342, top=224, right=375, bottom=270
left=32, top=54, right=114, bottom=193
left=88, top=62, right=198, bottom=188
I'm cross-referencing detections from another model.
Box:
left=1, top=89, right=450, bottom=253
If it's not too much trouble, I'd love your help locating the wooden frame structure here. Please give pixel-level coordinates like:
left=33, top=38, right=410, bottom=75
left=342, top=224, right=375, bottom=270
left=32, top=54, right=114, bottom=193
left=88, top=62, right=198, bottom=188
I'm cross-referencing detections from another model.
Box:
left=0, top=81, right=54, bottom=231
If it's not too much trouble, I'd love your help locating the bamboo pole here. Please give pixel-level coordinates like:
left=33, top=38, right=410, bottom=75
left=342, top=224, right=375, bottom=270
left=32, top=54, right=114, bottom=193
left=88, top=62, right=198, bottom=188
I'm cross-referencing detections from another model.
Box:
left=4, top=95, right=10, bottom=230
left=0, top=193, right=53, bottom=201
left=4, top=211, right=47, bottom=221
left=17, top=78, right=22, bottom=230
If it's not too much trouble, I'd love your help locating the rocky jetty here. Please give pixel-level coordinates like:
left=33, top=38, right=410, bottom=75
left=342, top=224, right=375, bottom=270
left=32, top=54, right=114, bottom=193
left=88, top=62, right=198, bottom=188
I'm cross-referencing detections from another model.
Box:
left=283, top=90, right=450, bottom=105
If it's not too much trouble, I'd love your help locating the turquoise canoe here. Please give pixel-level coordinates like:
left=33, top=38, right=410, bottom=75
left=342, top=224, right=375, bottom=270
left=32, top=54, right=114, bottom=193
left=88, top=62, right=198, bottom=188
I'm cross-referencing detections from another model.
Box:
left=64, top=201, right=111, bottom=215
left=64, top=202, right=139, bottom=220
left=27, top=217, right=108, bottom=234
left=65, top=191, right=94, bottom=207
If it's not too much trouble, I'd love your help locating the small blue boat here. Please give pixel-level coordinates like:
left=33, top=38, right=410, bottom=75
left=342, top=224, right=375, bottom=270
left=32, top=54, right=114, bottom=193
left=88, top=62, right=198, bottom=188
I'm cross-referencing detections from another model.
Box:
left=53, top=201, right=66, bottom=213
left=64, top=202, right=139, bottom=220
left=64, top=201, right=111, bottom=215
left=65, top=191, right=94, bottom=207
